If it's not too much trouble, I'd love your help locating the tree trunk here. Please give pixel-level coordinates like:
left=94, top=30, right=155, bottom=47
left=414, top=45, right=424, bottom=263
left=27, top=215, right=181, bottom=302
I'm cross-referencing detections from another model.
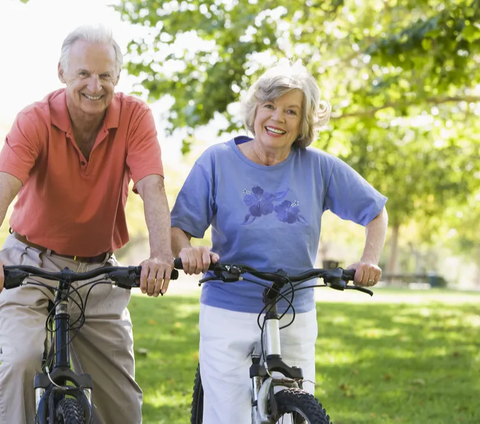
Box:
left=387, top=223, right=400, bottom=275
left=476, top=245, right=480, bottom=288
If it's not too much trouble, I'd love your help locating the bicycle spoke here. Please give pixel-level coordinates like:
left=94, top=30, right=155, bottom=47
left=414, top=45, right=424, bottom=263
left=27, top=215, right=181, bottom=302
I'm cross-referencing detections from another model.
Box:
left=276, top=412, right=309, bottom=424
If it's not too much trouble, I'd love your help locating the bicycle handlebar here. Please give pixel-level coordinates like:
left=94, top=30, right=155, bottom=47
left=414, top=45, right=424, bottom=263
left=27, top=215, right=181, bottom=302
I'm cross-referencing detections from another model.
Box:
left=3, top=265, right=179, bottom=290
left=173, top=258, right=373, bottom=296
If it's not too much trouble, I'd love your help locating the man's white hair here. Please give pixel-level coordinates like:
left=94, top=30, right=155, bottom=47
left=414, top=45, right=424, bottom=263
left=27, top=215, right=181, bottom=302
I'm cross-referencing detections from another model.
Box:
left=59, top=24, right=123, bottom=76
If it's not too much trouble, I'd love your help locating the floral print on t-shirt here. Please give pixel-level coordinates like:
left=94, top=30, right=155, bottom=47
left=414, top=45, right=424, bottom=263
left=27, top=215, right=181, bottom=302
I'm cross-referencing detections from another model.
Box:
left=242, top=186, right=306, bottom=225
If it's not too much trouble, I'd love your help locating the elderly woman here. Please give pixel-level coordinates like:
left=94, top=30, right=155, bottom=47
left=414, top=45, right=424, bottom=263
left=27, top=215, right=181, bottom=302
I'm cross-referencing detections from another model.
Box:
left=171, top=62, right=388, bottom=423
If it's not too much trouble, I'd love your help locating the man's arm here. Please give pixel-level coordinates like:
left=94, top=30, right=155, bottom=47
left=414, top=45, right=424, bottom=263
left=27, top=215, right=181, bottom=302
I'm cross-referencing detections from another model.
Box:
left=0, top=172, right=23, bottom=291
left=347, top=206, right=388, bottom=286
left=136, top=174, right=173, bottom=296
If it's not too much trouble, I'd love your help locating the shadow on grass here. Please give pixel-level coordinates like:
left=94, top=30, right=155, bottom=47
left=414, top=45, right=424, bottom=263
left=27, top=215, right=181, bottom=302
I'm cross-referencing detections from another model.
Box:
left=130, top=294, right=480, bottom=424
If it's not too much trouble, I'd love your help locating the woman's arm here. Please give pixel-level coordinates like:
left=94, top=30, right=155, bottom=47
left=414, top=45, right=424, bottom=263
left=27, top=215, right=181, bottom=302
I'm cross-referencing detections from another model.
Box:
left=347, top=206, right=388, bottom=286
left=172, top=227, right=219, bottom=275
left=361, top=206, right=388, bottom=265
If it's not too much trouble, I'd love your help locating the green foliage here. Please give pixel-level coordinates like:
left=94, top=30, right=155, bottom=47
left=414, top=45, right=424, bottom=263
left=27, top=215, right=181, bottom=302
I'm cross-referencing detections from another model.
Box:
left=440, top=189, right=480, bottom=257
left=116, top=0, right=480, bottom=248
left=130, top=290, right=480, bottom=423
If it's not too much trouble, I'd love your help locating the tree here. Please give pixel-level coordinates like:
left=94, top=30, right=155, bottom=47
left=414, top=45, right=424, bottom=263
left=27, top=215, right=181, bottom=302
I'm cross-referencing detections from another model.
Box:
left=116, top=0, right=480, bottom=271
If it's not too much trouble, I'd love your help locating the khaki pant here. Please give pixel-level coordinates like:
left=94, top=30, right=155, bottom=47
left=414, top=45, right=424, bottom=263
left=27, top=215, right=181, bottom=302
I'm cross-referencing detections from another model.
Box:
left=0, top=235, right=142, bottom=424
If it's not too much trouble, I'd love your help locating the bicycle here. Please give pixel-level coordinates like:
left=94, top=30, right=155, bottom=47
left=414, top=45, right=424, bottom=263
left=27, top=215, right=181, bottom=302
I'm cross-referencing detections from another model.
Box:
left=3, top=264, right=179, bottom=424
left=173, top=259, right=374, bottom=424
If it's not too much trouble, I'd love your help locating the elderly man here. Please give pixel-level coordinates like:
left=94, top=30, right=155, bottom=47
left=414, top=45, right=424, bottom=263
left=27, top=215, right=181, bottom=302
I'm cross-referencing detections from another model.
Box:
left=0, top=25, right=172, bottom=423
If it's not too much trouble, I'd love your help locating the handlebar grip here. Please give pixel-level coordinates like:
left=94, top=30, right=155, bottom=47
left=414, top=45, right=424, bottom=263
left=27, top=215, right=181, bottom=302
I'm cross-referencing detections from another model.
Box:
left=174, top=257, right=183, bottom=270
left=173, top=258, right=217, bottom=271
left=133, top=266, right=179, bottom=281
left=3, top=269, right=29, bottom=289
left=343, top=269, right=355, bottom=281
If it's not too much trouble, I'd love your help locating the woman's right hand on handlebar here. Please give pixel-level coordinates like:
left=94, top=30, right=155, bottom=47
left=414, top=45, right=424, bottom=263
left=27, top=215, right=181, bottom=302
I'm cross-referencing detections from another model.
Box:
left=178, top=246, right=219, bottom=275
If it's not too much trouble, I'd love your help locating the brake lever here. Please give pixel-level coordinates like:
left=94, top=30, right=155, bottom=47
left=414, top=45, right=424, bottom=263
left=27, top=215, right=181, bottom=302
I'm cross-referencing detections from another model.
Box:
left=3, top=269, right=30, bottom=289
left=199, top=264, right=243, bottom=285
left=109, top=266, right=142, bottom=289
left=199, top=276, right=217, bottom=285
left=346, top=285, right=374, bottom=296
left=328, top=279, right=347, bottom=291
left=199, top=271, right=241, bottom=285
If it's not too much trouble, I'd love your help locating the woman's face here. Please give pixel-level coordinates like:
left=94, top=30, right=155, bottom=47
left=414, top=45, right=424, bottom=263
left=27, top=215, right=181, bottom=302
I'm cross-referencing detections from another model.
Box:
left=253, top=89, right=304, bottom=152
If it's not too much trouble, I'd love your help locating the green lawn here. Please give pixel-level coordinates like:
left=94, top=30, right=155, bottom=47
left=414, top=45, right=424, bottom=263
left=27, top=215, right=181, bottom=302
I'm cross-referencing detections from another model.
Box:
left=130, top=288, right=480, bottom=424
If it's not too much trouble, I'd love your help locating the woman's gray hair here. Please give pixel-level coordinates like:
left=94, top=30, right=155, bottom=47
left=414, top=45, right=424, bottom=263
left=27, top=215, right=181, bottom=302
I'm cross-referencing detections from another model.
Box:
left=59, top=24, right=123, bottom=76
left=241, top=61, right=331, bottom=148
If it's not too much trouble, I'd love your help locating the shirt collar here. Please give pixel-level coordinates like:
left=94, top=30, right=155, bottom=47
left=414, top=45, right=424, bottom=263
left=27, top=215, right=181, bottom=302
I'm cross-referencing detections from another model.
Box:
left=50, top=89, right=70, bottom=132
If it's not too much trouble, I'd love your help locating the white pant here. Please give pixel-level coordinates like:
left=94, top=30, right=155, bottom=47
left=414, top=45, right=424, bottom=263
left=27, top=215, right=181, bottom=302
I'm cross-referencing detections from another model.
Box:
left=199, top=303, right=318, bottom=424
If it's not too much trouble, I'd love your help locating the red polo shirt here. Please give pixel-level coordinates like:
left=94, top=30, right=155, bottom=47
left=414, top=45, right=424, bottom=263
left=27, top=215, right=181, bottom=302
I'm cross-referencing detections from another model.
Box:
left=0, top=89, right=164, bottom=256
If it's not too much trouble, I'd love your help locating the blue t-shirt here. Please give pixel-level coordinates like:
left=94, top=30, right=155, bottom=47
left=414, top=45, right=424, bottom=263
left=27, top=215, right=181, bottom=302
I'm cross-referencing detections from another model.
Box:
left=171, top=136, right=387, bottom=313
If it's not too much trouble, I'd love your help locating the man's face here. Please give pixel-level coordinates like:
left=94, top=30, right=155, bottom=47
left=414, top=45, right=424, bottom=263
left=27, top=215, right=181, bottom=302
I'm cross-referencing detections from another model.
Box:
left=58, top=39, right=119, bottom=118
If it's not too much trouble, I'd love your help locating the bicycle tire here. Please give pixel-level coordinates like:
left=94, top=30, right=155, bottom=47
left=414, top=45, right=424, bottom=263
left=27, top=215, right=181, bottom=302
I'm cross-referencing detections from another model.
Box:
left=272, top=389, right=331, bottom=424
left=55, top=398, right=85, bottom=424
left=190, top=364, right=204, bottom=424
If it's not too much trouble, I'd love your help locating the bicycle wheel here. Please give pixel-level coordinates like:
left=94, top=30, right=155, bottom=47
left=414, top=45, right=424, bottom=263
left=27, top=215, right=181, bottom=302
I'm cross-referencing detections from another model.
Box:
left=55, top=398, right=85, bottom=424
left=272, top=389, right=331, bottom=424
left=190, top=364, right=204, bottom=424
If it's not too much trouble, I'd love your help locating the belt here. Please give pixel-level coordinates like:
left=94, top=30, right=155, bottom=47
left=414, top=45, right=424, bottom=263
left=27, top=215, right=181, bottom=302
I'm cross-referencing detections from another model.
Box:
left=12, top=232, right=109, bottom=264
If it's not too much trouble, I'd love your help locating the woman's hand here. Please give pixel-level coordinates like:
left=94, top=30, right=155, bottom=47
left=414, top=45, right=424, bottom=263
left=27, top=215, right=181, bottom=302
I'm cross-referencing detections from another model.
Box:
left=346, top=261, right=382, bottom=287
left=179, top=246, right=220, bottom=275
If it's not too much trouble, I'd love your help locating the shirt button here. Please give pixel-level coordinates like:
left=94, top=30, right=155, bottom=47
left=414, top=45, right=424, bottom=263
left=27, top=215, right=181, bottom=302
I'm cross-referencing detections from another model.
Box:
left=81, top=161, right=86, bottom=166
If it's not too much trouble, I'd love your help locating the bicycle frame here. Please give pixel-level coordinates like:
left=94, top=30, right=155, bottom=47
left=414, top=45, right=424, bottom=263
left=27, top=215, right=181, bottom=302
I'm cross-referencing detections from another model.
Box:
left=180, top=259, right=372, bottom=424
left=3, top=264, right=176, bottom=424
left=34, top=278, right=93, bottom=424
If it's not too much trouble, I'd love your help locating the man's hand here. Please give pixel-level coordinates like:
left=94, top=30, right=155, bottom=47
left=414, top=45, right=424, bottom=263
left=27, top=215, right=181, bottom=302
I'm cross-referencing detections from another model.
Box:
left=136, top=175, right=174, bottom=296
left=0, top=260, right=4, bottom=292
left=347, top=261, right=382, bottom=287
left=179, top=246, right=219, bottom=275
left=139, top=254, right=174, bottom=297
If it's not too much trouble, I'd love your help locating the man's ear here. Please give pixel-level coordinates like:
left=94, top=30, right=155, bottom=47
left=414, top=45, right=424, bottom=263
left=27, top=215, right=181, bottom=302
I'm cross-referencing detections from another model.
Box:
left=114, top=73, right=121, bottom=87
left=58, top=62, right=66, bottom=83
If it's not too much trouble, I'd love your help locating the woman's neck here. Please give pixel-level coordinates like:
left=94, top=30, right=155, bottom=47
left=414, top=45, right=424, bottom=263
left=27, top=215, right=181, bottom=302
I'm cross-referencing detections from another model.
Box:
left=238, top=139, right=292, bottom=166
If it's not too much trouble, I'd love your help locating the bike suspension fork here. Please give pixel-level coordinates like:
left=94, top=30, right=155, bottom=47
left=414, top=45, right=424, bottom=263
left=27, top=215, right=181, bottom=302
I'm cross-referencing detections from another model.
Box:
left=264, top=309, right=281, bottom=357
left=54, top=299, right=71, bottom=369
left=250, top=354, right=267, bottom=424
left=250, top=354, right=265, bottom=402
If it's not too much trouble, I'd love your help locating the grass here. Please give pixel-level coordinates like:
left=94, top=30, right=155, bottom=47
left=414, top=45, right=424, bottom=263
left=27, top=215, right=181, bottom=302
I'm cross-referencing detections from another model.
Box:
left=129, top=288, right=480, bottom=424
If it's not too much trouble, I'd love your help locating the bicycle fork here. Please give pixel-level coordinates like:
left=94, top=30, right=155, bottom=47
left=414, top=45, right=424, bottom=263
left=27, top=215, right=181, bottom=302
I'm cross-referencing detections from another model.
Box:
left=250, top=307, right=304, bottom=424
left=34, top=283, right=93, bottom=423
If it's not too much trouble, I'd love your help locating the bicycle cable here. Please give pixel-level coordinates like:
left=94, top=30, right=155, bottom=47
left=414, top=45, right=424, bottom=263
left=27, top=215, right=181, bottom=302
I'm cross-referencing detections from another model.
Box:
left=240, top=276, right=298, bottom=367
left=30, top=277, right=115, bottom=372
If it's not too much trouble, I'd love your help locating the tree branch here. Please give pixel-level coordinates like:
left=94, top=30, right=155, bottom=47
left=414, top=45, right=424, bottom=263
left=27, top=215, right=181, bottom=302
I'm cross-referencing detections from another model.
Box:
left=332, top=96, right=480, bottom=119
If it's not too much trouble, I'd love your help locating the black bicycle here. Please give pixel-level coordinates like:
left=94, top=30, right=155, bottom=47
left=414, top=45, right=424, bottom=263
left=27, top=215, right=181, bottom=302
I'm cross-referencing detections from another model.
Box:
left=174, top=259, right=373, bottom=424
left=3, top=265, right=179, bottom=424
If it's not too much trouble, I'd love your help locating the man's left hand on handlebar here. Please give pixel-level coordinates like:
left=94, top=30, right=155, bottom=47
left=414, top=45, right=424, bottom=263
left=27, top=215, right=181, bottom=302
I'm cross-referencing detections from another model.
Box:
left=139, top=254, right=174, bottom=297
left=347, top=261, right=382, bottom=287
